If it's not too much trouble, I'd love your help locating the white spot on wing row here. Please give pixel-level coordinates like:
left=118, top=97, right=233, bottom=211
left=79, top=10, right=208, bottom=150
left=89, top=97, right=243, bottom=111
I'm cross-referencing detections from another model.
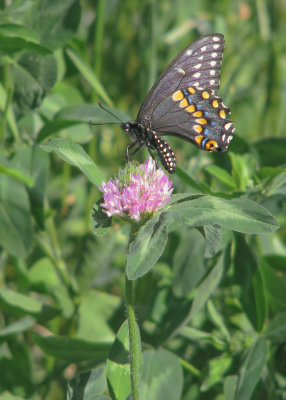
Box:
left=201, top=46, right=207, bottom=52
left=176, top=67, right=185, bottom=75
left=213, top=36, right=221, bottom=42
left=224, top=123, right=232, bottom=131
left=213, top=44, right=220, bottom=50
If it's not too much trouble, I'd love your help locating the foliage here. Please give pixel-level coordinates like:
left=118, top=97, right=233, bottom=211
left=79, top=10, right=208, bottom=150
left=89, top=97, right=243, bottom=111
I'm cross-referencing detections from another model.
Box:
left=0, top=0, right=286, bottom=399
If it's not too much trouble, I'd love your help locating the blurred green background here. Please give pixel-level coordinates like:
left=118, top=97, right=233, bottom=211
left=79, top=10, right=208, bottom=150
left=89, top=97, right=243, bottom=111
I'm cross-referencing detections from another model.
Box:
left=0, top=0, right=286, bottom=399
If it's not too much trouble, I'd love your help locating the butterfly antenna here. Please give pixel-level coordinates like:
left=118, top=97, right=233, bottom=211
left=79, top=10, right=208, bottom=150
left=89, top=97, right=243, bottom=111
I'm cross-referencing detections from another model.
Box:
left=89, top=102, right=124, bottom=126
left=98, top=102, right=123, bottom=123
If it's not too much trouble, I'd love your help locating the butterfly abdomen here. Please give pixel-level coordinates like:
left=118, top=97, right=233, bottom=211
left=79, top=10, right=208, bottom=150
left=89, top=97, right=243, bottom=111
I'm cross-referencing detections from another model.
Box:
left=148, top=129, right=176, bottom=173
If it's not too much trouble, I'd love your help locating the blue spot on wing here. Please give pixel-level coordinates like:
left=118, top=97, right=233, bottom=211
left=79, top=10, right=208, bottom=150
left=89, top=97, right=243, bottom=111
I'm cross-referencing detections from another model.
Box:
left=182, top=89, right=189, bottom=96
left=202, top=137, right=208, bottom=149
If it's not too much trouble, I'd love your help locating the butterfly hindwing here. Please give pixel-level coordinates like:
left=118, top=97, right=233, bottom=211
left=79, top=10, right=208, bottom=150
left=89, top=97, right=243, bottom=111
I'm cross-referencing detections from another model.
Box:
left=150, top=85, right=234, bottom=152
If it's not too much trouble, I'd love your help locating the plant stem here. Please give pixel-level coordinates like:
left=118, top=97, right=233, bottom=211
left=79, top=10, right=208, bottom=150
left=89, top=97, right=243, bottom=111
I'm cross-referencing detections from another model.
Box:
left=125, top=274, right=141, bottom=400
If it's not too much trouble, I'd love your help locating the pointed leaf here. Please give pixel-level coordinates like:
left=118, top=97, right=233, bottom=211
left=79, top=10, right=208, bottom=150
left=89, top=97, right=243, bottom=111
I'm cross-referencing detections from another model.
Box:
left=34, top=335, right=111, bottom=362
left=140, top=349, right=183, bottom=400
left=127, top=212, right=169, bottom=279
left=40, top=137, right=104, bottom=186
left=168, top=196, right=279, bottom=234
left=67, top=367, right=109, bottom=400
left=234, top=338, right=268, bottom=400
left=0, top=173, right=33, bottom=258
left=107, top=321, right=138, bottom=400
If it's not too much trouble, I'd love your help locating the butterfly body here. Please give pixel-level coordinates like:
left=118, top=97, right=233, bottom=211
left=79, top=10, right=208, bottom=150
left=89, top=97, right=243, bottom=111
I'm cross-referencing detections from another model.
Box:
left=122, top=33, right=234, bottom=174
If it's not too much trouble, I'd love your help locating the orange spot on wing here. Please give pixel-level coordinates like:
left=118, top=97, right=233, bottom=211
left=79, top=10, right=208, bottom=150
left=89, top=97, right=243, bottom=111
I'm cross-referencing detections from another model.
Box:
left=194, top=125, right=203, bottom=133
left=186, top=105, right=195, bottom=113
left=193, top=111, right=202, bottom=117
left=195, top=135, right=204, bottom=145
left=202, top=91, right=210, bottom=99
left=173, top=90, right=184, bottom=101
left=180, top=98, right=188, bottom=107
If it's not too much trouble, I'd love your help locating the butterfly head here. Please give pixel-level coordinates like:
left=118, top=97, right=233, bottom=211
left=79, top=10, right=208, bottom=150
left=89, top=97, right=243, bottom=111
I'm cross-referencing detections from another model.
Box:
left=121, top=122, right=132, bottom=133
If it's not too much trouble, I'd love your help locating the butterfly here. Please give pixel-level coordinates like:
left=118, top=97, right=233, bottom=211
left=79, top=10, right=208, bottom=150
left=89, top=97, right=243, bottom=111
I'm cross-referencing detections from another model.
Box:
left=121, top=33, right=234, bottom=174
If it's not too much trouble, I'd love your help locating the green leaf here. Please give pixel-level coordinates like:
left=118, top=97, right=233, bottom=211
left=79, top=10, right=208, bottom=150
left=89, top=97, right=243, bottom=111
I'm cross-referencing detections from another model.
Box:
left=0, top=288, right=59, bottom=320
left=0, top=24, right=39, bottom=42
left=203, top=224, right=222, bottom=258
left=234, top=338, right=268, bottom=400
left=205, top=165, right=235, bottom=189
left=67, top=367, right=109, bottom=400
left=34, top=335, right=111, bottom=362
left=0, top=33, right=51, bottom=56
left=28, top=258, right=74, bottom=318
left=190, top=249, right=229, bottom=319
left=255, top=138, right=286, bottom=167
left=107, top=321, right=132, bottom=400
left=0, top=392, right=26, bottom=400
left=224, top=376, right=238, bottom=400
left=229, top=153, right=255, bottom=191
left=234, top=236, right=267, bottom=331
left=0, top=163, right=34, bottom=187
left=207, top=300, right=231, bottom=342
left=23, top=0, right=81, bottom=49
left=37, top=104, right=130, bottom=142
left=267, top=172, right=286, bottom=195
left=127, top=212, right=169, bottom=280
left=13, top=52, right=57, bottom=111
left=180, top=326, right=225, bottom=350
left=0, top=83, right=19, bottom=140
left=168, top=196, right=279, bottom=234
left=140, top=349, right=183, bottom=400
left=172, top=228, right=206, bottom=297
left=56, top=104, right=130, bottom=123
left=0, top=172, right=33, bottom=258
left=91, top=203, right=111, bottom=236
left=0, top=316, right=35, bottom=339
left=264, top=311, right=286, bottom=343
left=66, top=48, right=113, bottom=106
left=13, top=146, right=49, bottom=229
left=37, top=120, right=81, bottom=143
left=260, top=257, right=286, bottom=311
left=76, top=292, right=121, bottom=342
left=201, top=353, right=232, bottom=391
left=40, top=137, right=105, bottom=187
left=175, top=166, right=211, bottom=193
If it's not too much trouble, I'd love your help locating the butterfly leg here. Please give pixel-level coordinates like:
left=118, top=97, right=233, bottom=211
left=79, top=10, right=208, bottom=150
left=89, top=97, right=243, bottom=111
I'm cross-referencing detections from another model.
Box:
left=125, top=141, right=144, bottom=162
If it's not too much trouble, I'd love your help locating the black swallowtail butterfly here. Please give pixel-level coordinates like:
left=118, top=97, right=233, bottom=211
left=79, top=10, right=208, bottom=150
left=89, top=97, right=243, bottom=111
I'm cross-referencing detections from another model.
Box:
left=121, top=33, right=234, bottom=174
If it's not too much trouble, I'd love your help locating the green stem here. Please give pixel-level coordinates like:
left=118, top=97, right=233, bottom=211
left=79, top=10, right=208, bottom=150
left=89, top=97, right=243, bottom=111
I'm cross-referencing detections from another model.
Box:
left=125, top=274, right=141, bottom=400
left=94, top=0, right=105, bottom=79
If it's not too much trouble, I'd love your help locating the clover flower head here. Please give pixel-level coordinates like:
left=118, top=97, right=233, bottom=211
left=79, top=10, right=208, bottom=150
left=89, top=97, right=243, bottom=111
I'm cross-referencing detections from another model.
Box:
left=99, top=157, right=173, bottom=221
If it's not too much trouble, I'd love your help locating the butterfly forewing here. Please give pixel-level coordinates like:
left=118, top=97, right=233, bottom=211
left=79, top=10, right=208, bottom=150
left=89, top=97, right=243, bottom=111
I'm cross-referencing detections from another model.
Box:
left=137, top=33, right=225, bottom=122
